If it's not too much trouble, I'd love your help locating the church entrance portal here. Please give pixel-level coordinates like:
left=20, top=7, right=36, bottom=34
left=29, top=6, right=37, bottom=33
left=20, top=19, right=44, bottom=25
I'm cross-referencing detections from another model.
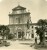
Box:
left=18, top=31, right=24, bottom=39
left=16, top=28, right=24, bottom=39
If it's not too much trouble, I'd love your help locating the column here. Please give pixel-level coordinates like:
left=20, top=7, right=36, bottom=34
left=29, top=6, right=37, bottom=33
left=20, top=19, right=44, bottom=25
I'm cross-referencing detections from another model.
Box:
left=17, top=32, right=18, bottom=39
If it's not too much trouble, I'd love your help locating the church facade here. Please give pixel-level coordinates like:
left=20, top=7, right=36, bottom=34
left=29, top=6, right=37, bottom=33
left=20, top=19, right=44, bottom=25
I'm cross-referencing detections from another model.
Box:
left=8, top=5, right=36, bottom=39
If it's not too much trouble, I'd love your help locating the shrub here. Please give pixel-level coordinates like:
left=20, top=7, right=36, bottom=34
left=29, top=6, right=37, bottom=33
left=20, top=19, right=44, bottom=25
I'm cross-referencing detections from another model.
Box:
left=8, top=34, right=15, bottom=39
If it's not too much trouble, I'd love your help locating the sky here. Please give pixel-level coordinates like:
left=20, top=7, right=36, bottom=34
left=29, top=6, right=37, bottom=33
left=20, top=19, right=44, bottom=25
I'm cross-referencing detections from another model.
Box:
left=0, top=0, right=47, bottom=25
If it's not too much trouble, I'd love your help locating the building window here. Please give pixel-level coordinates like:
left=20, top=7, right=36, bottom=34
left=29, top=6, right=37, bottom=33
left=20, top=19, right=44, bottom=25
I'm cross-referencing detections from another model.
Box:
left=17, top=10, right=20, bottom=14
left=32, top=26, right=33, bottom=28
left=16, top=18, right=20, bottom=23
left=32, top=34, right=34, bottom=38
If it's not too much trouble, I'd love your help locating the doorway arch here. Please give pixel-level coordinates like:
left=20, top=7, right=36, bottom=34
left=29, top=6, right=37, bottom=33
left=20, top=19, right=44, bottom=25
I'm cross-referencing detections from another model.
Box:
left=17, top=28, right=24, bottom=39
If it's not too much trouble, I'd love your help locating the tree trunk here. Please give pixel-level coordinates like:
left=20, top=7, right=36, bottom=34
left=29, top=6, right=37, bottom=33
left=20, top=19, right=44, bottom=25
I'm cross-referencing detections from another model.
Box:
left=39, top=32, right=45, bottom=45
left=42, top=32, right=45, bottom=45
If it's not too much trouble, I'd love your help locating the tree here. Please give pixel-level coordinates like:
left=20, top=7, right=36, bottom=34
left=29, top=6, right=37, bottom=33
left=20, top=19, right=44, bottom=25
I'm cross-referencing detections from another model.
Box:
left=36, top=19, right=47, bottom=45
left=4, top=26, right=10, bottom=39
left=0, top=25, right=10, bottom=40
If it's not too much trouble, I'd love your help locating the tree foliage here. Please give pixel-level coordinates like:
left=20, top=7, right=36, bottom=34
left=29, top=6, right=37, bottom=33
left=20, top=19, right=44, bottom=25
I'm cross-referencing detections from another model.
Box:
left=37, top=19, right=47, bottom=26
left=0, top=25, right=10, bottom=39
left=36, top=19, right=47, bottom=44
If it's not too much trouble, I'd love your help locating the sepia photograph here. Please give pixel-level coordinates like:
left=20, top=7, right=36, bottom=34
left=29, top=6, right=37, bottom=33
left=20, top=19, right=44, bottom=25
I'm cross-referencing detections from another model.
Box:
left=0, top=0, right=47, bottom=50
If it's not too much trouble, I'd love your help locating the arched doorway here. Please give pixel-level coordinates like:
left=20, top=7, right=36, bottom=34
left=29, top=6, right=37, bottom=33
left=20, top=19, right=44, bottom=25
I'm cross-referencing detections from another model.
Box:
left=17, top=28, right=24, bottom=39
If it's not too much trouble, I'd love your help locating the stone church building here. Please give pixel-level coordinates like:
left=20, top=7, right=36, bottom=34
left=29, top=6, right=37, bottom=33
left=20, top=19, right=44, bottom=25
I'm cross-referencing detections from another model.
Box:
left=8, top=5, right=36, bottom=39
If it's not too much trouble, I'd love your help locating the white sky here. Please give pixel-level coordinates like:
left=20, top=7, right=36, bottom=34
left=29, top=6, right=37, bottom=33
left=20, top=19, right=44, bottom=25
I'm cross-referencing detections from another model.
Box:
left=0, top=0, right=47, bottom=25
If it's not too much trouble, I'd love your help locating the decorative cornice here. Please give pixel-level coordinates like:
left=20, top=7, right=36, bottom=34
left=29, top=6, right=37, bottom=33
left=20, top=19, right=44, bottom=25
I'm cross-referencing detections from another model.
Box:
left=8, top=12, right=30, bottom=16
